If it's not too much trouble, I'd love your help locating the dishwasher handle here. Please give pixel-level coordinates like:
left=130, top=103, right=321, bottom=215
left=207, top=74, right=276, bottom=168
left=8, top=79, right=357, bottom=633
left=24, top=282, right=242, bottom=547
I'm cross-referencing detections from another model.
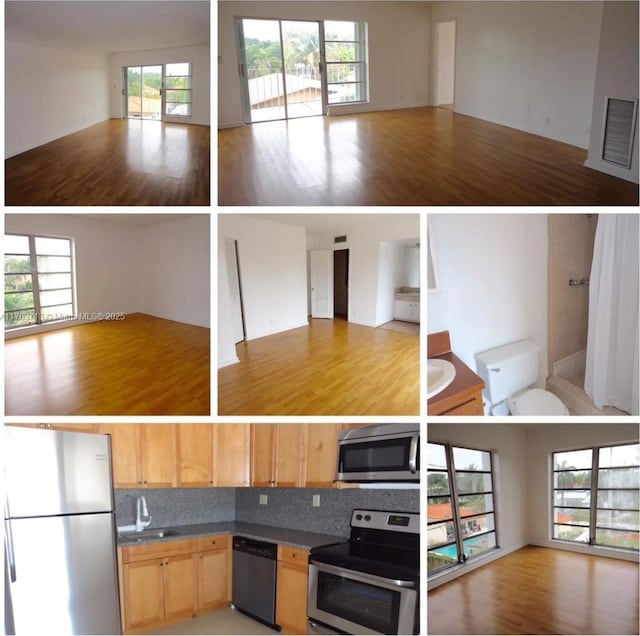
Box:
left=233, top=535, right=278, bottom=559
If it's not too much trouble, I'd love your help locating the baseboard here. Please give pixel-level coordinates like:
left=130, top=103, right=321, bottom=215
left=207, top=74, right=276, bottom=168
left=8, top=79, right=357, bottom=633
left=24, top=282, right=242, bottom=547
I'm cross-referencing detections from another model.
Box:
left=328, top=102, right=430, bottom=117
left=218, top=355, right=240, bottom=368
left=348, top=319, right=378, bottom=329
left=528, top=539, right=639, bottom=562
left=246, top=319, right=309, bottom=341
left=583, top=157, right=639, bottom=184
left=218, top=121, right=246, bottom=129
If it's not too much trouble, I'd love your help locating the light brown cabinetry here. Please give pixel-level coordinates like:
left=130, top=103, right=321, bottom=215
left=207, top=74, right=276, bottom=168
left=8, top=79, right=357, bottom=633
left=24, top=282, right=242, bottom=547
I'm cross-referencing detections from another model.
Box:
left=213, top=424, right=250, bottom=486
left=6, top=423, right=97, bottom=432
left=276, top=545, right=310, bottom=635
left=251, top=424, right=304, bottom=487
left=176, top=424, right=213, bottom=487
left=304, top=424, right=341, bottom=488
left=121, top=535, right=231, bottom=633
left=97, top=424, right=176, bottom=488
left=121, top=538, right=197, bottom=633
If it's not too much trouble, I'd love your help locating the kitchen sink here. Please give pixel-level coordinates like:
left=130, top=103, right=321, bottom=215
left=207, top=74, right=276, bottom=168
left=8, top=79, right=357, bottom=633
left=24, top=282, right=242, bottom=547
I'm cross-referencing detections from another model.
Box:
left=118, top=529, right=179, bottom=541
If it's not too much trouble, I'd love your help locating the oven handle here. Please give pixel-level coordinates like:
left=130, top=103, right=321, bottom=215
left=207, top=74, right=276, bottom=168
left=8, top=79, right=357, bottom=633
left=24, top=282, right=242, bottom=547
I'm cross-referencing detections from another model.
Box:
left=409, top=432, right=419, bottom=474
left=310, top=559, right=416, bottom=589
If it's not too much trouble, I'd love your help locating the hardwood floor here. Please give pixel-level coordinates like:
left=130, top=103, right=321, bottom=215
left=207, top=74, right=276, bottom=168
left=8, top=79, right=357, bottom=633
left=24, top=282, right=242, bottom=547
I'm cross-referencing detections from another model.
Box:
left=217, top=319, right=419, bottom=415
left=5, top=119, right=210, bottom=206
left=5, top=313, right=210, bottom=415
left=428, top=545, right=640, bottom=635
left=218, top=107, right=639, bottom=206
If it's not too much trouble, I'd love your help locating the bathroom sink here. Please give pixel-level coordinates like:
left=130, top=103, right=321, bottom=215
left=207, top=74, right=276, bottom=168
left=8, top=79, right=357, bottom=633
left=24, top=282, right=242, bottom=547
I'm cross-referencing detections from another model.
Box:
left=427, top=358, right=456, bottom=399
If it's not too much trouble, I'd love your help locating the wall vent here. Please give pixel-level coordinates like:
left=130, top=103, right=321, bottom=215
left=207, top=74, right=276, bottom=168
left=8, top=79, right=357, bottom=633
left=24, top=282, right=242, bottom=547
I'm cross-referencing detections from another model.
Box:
left=334, top=235, right=347, bottom=244
left=602, top=97, right=637, bottom=168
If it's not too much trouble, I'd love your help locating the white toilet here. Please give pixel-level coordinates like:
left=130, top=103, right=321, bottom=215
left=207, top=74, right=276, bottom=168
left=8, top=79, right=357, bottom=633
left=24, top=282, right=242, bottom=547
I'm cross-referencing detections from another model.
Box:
left=475, top=340, right=569, bottom=416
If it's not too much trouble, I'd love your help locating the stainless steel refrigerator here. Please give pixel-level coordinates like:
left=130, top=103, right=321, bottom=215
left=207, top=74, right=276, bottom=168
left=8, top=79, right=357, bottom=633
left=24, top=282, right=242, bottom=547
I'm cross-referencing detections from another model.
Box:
left=4, top=427, right=121, bottom=634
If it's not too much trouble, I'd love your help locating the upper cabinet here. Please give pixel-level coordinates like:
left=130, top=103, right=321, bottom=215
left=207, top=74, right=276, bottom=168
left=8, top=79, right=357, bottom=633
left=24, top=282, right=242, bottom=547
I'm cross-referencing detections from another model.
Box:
left=304, top=424, right=341, bottom=488
left=176, top=424, right=214, bottom=487
left=251, top=424, right=304, bottom=488
left=212, top=424, right=250, bottom=487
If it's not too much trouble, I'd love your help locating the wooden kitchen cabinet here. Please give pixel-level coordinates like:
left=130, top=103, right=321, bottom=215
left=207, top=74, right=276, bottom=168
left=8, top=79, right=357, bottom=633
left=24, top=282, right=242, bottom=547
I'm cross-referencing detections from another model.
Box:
left=213, top=424, right=250, bottom=486
left=176, top=424, right=213, bottom=487
left=6, top=423, right=97, bottom=432
left=123, top=558, right=166, bottom=631
left=304, top=424, right=341, bottom=488
left=97, top=424, right=176, bottom=488
left=163, top=554, right=198, bottom=622
left=251, top=424, right=304, bottom=487
left=197, top=535, right=231, bottom=612
left=276, top=545, right=310, bottom=635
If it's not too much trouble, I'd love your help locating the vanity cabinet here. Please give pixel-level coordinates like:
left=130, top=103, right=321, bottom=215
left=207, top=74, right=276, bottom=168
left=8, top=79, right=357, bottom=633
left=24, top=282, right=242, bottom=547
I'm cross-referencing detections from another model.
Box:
left=394, top=296, right=420, bottom=323
left=276, top=545, right=310, bottom=635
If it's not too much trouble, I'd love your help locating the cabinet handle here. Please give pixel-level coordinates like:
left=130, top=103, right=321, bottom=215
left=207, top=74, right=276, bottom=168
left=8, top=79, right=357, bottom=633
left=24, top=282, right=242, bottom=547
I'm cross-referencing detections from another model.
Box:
left=143, top=481, right=148, bottom=485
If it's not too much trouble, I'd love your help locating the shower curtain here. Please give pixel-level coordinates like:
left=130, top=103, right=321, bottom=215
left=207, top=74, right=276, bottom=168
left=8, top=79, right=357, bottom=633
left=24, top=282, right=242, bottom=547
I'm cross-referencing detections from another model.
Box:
left=585, top=214, right=639, bottom=415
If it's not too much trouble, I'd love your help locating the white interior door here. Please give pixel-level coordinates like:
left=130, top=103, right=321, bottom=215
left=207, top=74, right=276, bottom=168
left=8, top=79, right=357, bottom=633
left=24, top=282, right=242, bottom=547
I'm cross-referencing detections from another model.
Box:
left=310, top=250, right=334, bottom=319
left=224, top=238, right=245, bottom=343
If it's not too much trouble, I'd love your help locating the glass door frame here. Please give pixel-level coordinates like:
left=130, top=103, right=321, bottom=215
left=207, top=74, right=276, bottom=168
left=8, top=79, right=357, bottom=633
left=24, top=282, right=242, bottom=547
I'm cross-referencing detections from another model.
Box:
left=235, top=17, right=327, bottom=124
left=123, top=65, right=164, bottom=121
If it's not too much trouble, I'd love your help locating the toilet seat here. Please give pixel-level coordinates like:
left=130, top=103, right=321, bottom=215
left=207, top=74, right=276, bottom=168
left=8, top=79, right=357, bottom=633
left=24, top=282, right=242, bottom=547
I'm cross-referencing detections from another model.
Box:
left=508, top=388, right=569, bottom=416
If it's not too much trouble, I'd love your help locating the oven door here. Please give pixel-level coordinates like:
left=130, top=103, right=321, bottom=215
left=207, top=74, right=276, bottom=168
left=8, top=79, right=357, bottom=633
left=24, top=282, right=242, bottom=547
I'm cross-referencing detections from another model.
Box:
left=336, top=432, right=419, bottom=482
left=308, top=561, right=417, bottom=635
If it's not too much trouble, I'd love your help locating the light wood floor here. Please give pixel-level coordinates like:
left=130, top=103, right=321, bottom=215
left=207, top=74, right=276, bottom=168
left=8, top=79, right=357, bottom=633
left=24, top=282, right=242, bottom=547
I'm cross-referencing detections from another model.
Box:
left=5, top=313, right=210, bottom=416
left=6, top=119, right=210, bottom=206
left=147, top=608, right=278, bottom=635
left=428, top=545, right=640, bottom=635
left=218, top=107, right=639, bottom=206
left=217, top=319, right=419, bottom=415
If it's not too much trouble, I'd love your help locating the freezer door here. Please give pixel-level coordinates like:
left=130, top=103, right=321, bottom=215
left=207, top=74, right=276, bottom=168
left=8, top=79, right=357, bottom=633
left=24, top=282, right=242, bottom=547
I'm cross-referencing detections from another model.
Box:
left=5, top=427, right=113, bottom=517
left=6, top=513, right=121, bottom=635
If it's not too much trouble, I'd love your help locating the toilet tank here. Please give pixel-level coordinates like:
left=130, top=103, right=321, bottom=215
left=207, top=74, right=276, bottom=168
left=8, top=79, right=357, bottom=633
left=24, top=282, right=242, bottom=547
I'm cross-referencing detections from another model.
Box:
left=475, top=340, right=540, bottom=405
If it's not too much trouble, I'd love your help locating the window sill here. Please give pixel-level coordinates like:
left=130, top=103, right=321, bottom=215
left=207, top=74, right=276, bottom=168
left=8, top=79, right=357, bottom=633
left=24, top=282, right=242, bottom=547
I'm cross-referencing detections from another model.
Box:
left=550, top=538, right=638, bottom=556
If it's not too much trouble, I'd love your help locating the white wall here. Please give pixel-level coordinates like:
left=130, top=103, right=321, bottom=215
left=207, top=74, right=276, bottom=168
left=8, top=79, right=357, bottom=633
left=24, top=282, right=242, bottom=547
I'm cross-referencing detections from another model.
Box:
left=584, top=1, right=639, bottom=183
left=4, top=215, right=138, bottom=338
left=428, top=423, right=529, bottom=589
left=428, top=214, right=548, bottom=411
left=136, top=215, right=210, bottom=328
left=376, top=242, right=405, bottom=326
left=431, top=1, right=603, bottom=148
left=526, top=423, right=639, bottom=562
left=435, top=20, right=455, bottom=106
left=5, top=31, right=110, bottom=158
left=109, top=45, right=210, bottom=126
left=218, top=215, right=309, bottom=353
left=218, top=1, right=431, bottom=127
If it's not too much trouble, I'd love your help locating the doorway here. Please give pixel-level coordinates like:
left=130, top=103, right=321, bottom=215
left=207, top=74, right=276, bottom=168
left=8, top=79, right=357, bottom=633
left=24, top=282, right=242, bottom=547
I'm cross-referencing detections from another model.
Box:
left=224, top=238, right=245, bottom=343
left=236, top=18, right=323, bottom=123
left=125, top=65, right=163, bottom=120
left=434, top=21, right=456, bottom=111
left=333, top=249, right=349, bottom=320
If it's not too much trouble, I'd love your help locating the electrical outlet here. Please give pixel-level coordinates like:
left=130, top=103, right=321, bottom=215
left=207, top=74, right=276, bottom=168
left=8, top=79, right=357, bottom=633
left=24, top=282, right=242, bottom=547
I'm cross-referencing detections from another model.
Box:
left=259, top=494, right=268, bottom=505
left=312, top=494, right=321, bottom=507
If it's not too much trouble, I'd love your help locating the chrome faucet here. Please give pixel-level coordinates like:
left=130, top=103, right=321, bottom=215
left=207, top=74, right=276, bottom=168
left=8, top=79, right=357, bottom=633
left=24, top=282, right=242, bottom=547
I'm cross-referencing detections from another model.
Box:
left=135, top=495, right=152, bottom=532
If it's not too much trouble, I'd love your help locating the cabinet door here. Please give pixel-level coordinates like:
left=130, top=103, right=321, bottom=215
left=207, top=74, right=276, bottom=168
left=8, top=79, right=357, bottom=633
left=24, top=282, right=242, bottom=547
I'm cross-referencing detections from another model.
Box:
left=198, top=549, right=228, bottom=611
left=394, top=300, right=411, bottom=321
left=123, top=559, right=165, bottom=630
left=164, top=554, right=197, bottom=622
left=214, top=424, right=250, bottom=487
left=276, top=561, right=309, bottom=635
left=139, top=424, right=176, bottom=488
left=97, top=424, right=140, bottom=488
left=275, top=424, right=304, bottom=487
left=304, top=424, right=340, bottom=488
left=176, top=424, right=213, bottom=487
left=251, top=423, right=276, bottom=487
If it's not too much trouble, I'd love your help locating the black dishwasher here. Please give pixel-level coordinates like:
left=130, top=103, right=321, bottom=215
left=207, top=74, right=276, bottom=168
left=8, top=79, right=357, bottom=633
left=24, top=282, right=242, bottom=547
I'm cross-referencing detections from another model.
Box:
left=232, top=536, right=280, bottom=630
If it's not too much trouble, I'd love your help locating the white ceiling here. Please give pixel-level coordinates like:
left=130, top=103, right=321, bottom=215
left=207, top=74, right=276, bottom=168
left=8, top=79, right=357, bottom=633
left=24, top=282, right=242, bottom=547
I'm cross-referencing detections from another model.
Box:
left=248, top=213, right=419, bottom=237
left=76, top=213, right=204, bottom=226
left=5, top=1, right=210, bottom=54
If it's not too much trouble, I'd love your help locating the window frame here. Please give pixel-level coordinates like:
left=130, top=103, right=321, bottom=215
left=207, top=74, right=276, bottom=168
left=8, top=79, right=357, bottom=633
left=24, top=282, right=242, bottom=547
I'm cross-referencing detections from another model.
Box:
left=428, top=441, right=499, bottom=578
left=163, top=63, right=193, bottom=118
left=4, top=233, right=76, bottom=330
left=551, top=442, right=640, bottom=551
left=322, top=20, right=368, bottom=106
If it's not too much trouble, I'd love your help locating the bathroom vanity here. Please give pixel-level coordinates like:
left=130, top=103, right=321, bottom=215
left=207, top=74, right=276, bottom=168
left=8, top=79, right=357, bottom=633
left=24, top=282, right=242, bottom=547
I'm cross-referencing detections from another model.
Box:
left=428, top=331, right=485, bottom=415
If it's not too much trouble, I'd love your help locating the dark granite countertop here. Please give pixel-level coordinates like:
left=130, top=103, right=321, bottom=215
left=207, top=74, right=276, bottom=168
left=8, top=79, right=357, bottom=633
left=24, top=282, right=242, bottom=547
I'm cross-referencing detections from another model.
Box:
left=117, top=521, right=346, bottom=550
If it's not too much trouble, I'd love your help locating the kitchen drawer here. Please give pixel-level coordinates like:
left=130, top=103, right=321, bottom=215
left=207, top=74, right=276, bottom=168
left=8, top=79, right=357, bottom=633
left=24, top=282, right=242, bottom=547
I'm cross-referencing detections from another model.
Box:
left=277, top=545, right=309, bottom=567
left=197, top=534, right=229, bottom=552
left=122, top=538, right=198, bottom=563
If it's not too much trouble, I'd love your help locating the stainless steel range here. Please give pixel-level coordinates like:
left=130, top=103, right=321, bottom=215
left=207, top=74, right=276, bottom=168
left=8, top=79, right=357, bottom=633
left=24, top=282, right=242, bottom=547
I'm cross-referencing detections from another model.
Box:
left=308, top=509, right=419, bottom=635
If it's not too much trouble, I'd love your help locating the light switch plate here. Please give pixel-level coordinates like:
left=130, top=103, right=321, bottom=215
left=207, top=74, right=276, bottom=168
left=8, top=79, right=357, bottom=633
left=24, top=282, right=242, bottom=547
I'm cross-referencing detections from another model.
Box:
left=312, top=494, right=321, bottom=507
left=259, top=494, right=268, bottom=505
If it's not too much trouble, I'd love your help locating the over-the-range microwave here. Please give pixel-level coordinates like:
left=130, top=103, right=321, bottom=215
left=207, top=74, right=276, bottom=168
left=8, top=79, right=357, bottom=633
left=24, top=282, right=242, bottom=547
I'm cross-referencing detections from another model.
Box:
left=336, top=423, right=420, bottom=482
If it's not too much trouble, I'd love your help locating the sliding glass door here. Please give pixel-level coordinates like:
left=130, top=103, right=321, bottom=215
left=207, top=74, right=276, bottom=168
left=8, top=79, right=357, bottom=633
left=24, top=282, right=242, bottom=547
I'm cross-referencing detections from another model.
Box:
left=237, top=18, right=323, bottom=123
left=125, top=65, right=162, bottom=120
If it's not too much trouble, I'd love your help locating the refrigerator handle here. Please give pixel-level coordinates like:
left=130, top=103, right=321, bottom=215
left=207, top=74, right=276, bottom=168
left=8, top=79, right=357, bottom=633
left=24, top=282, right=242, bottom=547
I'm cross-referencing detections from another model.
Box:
left=5, top=518, right=16, bottom=582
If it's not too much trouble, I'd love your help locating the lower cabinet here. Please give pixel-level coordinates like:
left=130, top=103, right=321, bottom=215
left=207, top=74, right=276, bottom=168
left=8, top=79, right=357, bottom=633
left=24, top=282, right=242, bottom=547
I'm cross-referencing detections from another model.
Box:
left=121, top=535, right=230, bottom=634
left=276, top=545, right=310, bottom=635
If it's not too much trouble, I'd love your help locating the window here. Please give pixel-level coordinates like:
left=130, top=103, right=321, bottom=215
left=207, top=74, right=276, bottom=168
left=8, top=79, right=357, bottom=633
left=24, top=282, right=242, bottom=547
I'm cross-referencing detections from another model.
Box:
left=552, top=443, right=639, bottom=550
left=428, top=442, right=498, bottom=576
left=323, top=21, right=368, bottom=104
left=164, top=63, right=192, bottom=117
left=4, top=234, right=74, bottom=329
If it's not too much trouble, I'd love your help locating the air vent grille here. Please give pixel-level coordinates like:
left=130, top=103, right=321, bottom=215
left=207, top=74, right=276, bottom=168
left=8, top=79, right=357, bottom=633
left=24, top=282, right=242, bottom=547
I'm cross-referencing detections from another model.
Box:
left=602, top=97, right=637, bottom=168
left=334, top=235, right=347, bottom=244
